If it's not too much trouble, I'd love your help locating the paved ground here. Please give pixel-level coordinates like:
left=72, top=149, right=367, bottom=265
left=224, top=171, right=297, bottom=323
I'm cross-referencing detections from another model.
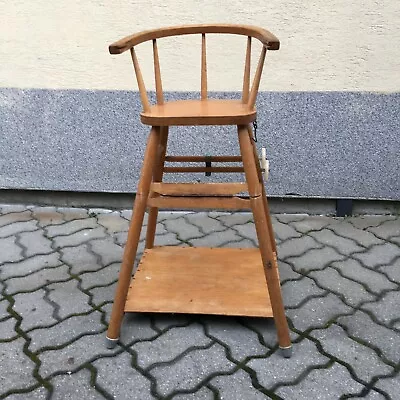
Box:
left=0, top=204, right=399, bottom=399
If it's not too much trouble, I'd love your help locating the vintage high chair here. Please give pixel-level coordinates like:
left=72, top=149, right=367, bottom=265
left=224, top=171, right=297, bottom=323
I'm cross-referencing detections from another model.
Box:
left=106, top=24, right=292, bottom=357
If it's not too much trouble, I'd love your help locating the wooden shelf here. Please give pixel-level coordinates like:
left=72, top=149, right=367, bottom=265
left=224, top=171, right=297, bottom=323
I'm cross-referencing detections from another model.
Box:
left=125, top=246, right=273, bottom=317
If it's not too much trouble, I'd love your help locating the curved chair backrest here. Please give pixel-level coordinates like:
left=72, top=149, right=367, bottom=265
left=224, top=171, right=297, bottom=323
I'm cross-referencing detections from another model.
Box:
left=109, top=24, right=280, bottom=113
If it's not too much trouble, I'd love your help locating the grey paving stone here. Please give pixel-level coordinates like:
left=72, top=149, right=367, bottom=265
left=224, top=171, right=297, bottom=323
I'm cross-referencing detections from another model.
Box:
left=368, top=219, right=400, bottom=240
left=0, top=236, right=23, bottom=264
left=93, top=352, right=153, bottom=400
left=352, top=243, right=400, bottom=269
left=352, top=389, right=387, bottom=399
left=0, top=220, right=38, bottom=238
left=309, top=267, right=376, bottom=307
left=132, top=323, right=211, bottom=369
left=5, top=386, right=49, bottom=399
left=120, top=209, right=133, bottom=220
left=210, top=369, right=267, bottom=400
left=282, top=276, right=327, bottom=308
left=189, top=230, right=243, bottom=247
left=138, top=223, right=168, bottom=242
left=46, top=217, right=98, bottom=237
left=275, top=214, right=309, bottom=224
left=57, top=207, right=89, bottom=221
left=150, top=232, right=183, bottom=247
left=114, top=230, right=128, bottom=246
left=0, top=317, right=18, bottom=340
left=275, top=362, right=365, bottom=399
left=230, top=222, right=257, bottom=242
left=216, top=212, right=253, bottom=227
left=286, top=246, right=345, bottom=273
left=12, top=289, right=58, bottom=330
left=290, top=216, right=335, bottom=233
left=28, top=310, right=104, bottom=352
left=150, top=343, right=235, bottom=397
left=0, top=205, right=30, bottom=214
left=97, top=211, right=130, bottom=234
left=53, top=227, right=106, bottom=249
left=309, top=229, right=364, bottom=254
left=0, top=210, right=31, bottom=227
left=279, top=261, right=302, bottom=282
left=311, top=324, right=393, bottom=383
left=60, top=244, right=100, bottom=274
left=172, top=386, right=214, bottom=399
left=205, top=317, right=267, bottom=361
left=118, top=312, right=159, bottom=345
left=5, top=264, right=71, bottom=295
left=89, top=238, right=123, bottom=266
left=223, top=238, right=257, bottom=248
left=328, top=221, right=384, bottom=248
left=331, top=258, right=397, bottom=295
left=38, top=331, right=119, bottom=377
left=79, top=263, right=119, bottom=290
left=378, top=258, right=400, bottom=283
left=391, top=235, right=400, bottom=246
left=19, top=230, right=53, bottom=257
left=272, top=219, right=302, bottom=241
left=0, top=299, right=10, bottom=319
left=47, top=279, right=91, bottom=319
left=185, top=212, right=227, bottom=234
left=361, top=291, right=400, bottom=327
left=31, top=206, right=64, bottom=227
left=248, top=338, right=329, bottom=390
left=0, top=338, right=37, bottom=395
left=89, top=282, right=117, bottom=307
left=278, top=235, right=323, bottom=260
left=152, top=314, right=193, bottom=331
left=348, top=215, right=397, bottom=230
left=50, top=369, right=104, bottom=400
left=0, top=253, right=61, bottom=279
left=88, top=208, right=112, bottom=215
left=337, top=310, right=400, bottom=364
left=163, top=216, right=203, bottom=241
left=286, top=293, right=352, bottom=332
left=374, top=373, right=400, bottom=400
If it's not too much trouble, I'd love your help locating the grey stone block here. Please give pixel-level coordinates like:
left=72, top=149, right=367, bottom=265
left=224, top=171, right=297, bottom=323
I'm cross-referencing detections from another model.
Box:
left=19, top=230, right=53, bottom=257
left=378, top=258, right=400, bottom=283
left=0, top=317, right=17, bottom=340
left=53, top=227, right=106, bottom=249
left=309, top=267, right=376, bottom=307
left=361, top=291, right=400, bottom=327
left=286, top=293, right=352, bottom=332
left=12, top=289, right=58, bottom=330
left=216, top=212, right=254, bottom=227
left=223, top=238, right=257, bottom=248
left=0, top=220, right=38, bottom=239
left=311, top=324, right=393, bottom=383
left=286, top=246, right=345, bottom=273
left=38, top=331, right=119, bottom=377
left=189, top=229, right=243, bottom=247
left=31, top=206, right=64, bottom=227
left=281, top=276, right=327, bottom=308
left=0, top=205, right=30, bottom=214
left=278, top=236, right=323, bottom=260
left=374, top=374, right=400, bottom=400
left=0, top=299, right=10, bottom=319
left=60, top=244, right=100, bottom=274
left=46, top=217, right=98, bottom=237
left=47, top=279, right=91, bottom=319
left=352, top=389, right=387, bottom=399
left=173, top=387, right=214, bottom=399
left=0, top=253, right=61, bottom=279
left=0, top=210, right=31, bottom=227
left=93, top=352, right=153, bottom=400
left=150, top=343, right=235, bottom=397
left=368, top=219, right=400, bottom=240
left=272, top=219, right=302, bottom=241
left=132, top=323, right=211, bottom=369
left=5, top=264, right=71, bottom=295
left=0, top=338, right=37, bottom=395
left=352, top=243, right=400, bottom=269
left=163, top=216, right=203, bottom=241
left=50, top=369, right=104, bottom=400
left=309, top=229, right=364, bottom=254
left=89, top=238, right=123, bottom=266
left=290, top=216, right=335, bottom=233
left=89, top=281, right=117, bottom=307
left=5, top=386, right=48, bottom=399
left=97, top=211, right=130, bottom=234
left=118, top=312, right=159, bottom=345
left=79, top=263, right=120, bottom=291
left=275, top=362, right=365, bottom=399
left=279, top=261, right=302, bottom=282
left=230, top=222, right=257, bottom=242
left=205, top=317, right=267, bottom=361
left=248, top=339, right=329, bottom=390
left=57, top=207, right=89, bottom=221
left=185, top=212, right=227, bottom=234
left=337, top=310, right=400, bottom=364
left=28, top=310, right=104, bottom=352
left=210, top=369, right=268, bottom=399
left=331, top=258, right=397, bottom=295
left=152, top=314, right=192, bottom=331
left=275, top=214, right=309, bottom=224
left=348, top=216, right=397, bottom=230
left=0, top=236, right=23, bottom=264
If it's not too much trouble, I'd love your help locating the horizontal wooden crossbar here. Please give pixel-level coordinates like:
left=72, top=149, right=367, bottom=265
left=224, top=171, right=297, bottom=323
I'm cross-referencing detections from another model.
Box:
left=150, top=183, right=248, bottom=196
left=147, top=196, right=251, bottom=209
left=165, top=156, right=242, bottom=163
left=163, top=166, right=244, bottom=173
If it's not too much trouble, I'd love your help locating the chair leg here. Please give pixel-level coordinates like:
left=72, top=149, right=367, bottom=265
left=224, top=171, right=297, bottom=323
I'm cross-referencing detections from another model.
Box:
left=145, top=126, right=169, bottom=249
left=238, top=125, right=292, bottom=356
left=247, top=125, right=277, bottom=255
left=106, top=126, right=161, bottom=347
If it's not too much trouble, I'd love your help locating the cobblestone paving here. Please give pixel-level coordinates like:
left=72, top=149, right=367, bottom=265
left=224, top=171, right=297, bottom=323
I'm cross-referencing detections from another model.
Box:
left=0, top=205, right=399, bottom=399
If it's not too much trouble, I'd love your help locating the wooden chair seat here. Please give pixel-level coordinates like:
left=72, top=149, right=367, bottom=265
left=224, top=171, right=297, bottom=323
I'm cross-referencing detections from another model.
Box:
left=141, top=99, right=257, bottom=126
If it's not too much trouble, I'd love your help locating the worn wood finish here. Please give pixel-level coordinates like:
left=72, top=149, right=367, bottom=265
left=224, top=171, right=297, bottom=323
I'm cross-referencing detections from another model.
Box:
left=145, top=126, right=169, bottom=249
left=109, top=24, right=280, bottom=54
left=140, top=99, right=256, bottom=126
left=130, top=47, right=150, bottom=112
left=248, top=46, right=267, bottom=110
left=147, top=195, right=251, bottom=210
left=125, top=247, right=273, bottom=317
left=150, top=182, right=247, bottom=196
left=152, top=39, right=164, bottom=105
left=107, top=126, right=161, bottom=340
left=242, top=36, right=252, bottom=104
left=201, top=33, right=207, bottom=100
left=165, top=155, right=242, bottom=163
left=163, top=166, right=245, bottom=173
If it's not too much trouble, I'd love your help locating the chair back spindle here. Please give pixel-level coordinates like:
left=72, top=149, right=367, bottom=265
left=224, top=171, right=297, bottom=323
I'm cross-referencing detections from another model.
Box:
left=242, top=36, right=252, bottom=104
left=152, top=39, right=164, bottom=105
left=248, top=46, right=267, bottom=110
left=130, top=47, right=151, bottom=112
left=201, top=33, right=208, bottom=100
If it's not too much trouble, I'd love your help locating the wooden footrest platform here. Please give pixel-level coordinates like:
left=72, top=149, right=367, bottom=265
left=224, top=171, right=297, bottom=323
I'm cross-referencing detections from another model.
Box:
left=125, top=246, right=273, bottom=317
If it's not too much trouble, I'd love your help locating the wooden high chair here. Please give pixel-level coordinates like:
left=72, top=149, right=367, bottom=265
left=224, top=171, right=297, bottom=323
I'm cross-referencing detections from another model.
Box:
left=106, top=24, right=292, bottom=357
